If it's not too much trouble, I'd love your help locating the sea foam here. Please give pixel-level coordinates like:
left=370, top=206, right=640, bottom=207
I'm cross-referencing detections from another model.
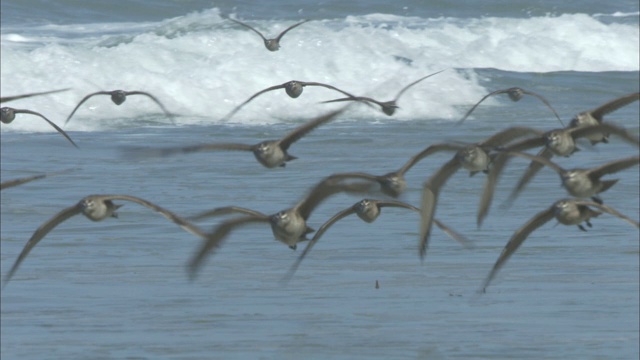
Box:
left=1, top=8, right=638, bottom=132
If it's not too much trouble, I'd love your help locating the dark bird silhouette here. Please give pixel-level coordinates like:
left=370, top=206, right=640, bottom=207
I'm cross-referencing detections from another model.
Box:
left=480, top=199, right=639, bottom=292
left=229, top=18, right=309, bottom=51
left=1, top=107, right=79, bottom=148
left=320, top=70, right=446, bottom=116
left=64, top=90, right=175, bottom=126
left=3, top=194, right=209, bottom=287
left=456, top=87, right=563, bottom=126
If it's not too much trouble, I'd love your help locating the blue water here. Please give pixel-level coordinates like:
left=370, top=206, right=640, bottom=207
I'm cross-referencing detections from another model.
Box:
left=1, top=1, right=639, bottom=359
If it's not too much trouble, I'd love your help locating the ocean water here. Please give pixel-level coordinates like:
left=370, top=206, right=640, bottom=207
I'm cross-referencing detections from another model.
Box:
left=1, top=1, right=639, bottom=359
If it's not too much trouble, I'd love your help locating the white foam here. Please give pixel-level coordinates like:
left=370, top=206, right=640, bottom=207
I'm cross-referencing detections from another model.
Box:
left=2, top=9, right=638, bottom=132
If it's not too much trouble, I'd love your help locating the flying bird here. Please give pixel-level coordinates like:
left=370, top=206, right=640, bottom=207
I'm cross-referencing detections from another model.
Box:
left=320, top=70, right=446, bottom=116
left=188, top=177, right=375, bottom=279
left=496, top=123, right=639, bottom=207
left=480, top=199, right=639, bottom=292
left=3, top=194, right=209, bottom=287
left=221, top=80, right=359, bottom=121
left=123, top=106, right=349, bottom=168
left=569, top=92, right=639, bottom=144
left=64, top=90, right=175, bottom=126
left=229, top=18, right=309, bottom=51
left=456, top=87, right=563, bottom=126
left=419, top=127, right=543, bottom=260
left=1, top=107, right=79, bottom=148
left=283, top=198, right=473, bottom=282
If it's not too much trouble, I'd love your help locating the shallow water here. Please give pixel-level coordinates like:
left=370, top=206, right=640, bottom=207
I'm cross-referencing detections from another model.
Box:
left=1, top=1, right=639, bottom=359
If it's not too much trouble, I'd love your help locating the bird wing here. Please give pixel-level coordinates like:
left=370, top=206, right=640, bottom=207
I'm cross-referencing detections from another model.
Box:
left=189, top=206, right=267, bottom=221
left=480, top=205, right=556, bottom=292
left=504, top=147, right=554, bottom=206
left=456, top=88, right=511, bottom=125
left=188, top=215, right=270, bottom=279
left=419, top=157, right=461, bottom=260
left=295, top=178, right=374, bottom=220
left=1, top=174, right=47, bottom=190
left=570, top=123, right=639, bottom=147
left=479, top=126, right=544, bottom=148
left=274, top=19, right=310, bottom=42
left=124, top=91, right=175, bottom=124
left=393, top=69, right=446, bottom=102
left=589, top=92, right=640, bottom=121
left=220, top=84, right=286, bottom=121
left=572, top=200, right=639, bottom=228
left=432, top=219, right=474, bottom=249
left=3, top=202, right=83, bottom=287
left=588, top=156, right=639, bottom=179
left=520, top=89, right=564, bottom=126
left=0, top=88, right=70, bottom=103
left=299, top=82, right=360, bottom=99
left=279, top=106, right=348, bottom=150
left=375, top=199, right=420, bottom=212
left=229, top=18, right=267, bottom=41
left=13, top=108, right=79, bottom=148
left=283, top=206, right=357, bottom=283
left=99, top=195, right=209, bottom=240
left=121, top=143, right=254, bottom=159
left=64, top=91, right=112, bottom=125
left=397, top=143, right=465, bottom=174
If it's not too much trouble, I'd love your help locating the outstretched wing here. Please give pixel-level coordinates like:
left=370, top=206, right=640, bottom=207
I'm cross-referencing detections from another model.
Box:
left=279, top=106, right=348, bottom=150
left=125, top=91, right=175, bottom=124
left=99, top=195, right=209, bottom=240
left=220, top=84, right=286, bottom=121
left=1, top=88, right=70, bottom=103
left=393, top=69, right=446, bottom=102
left=456, top=88, right=512, bottom=125
left=480, top=205, right=556, bottom=292
left=13, top=108, right=79, bottom=148
left=283, top=206, right=357, bottom=283
left=188, top=215, right=270, bottom=279
left=419, top=157, right=461, bottom=260
left=504, top=147, right=554, bottom=207
left=589, top=92, right=640, bottom=121
left=397, top=142, right=465, bottom=175
left=301, top=82, right=360, bottom=99
left=572, top=200, right=639, bottom=228
left=3, top=202, right=83, bottom=287
left=189, top=206, right=267, bottom=221
left=1, top=174, right=47, bottom=190
left=229, top=18, right=268, bottom=41
left=520, top=89, right=564, bottom=126
left=121, top=143, right=254, bottom=159
left=274, top=19, right=310, bottom=42
left=589, top=156, right=639, bottom=179
left=64, top=91, right=112, bottom=125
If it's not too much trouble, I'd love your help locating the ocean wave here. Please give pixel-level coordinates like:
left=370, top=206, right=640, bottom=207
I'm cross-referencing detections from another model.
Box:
left=1, top=9, right=638, bottom=132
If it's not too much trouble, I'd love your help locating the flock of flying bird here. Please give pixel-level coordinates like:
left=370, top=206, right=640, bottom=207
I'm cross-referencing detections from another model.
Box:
left=1, top=17, right=639, bottom=292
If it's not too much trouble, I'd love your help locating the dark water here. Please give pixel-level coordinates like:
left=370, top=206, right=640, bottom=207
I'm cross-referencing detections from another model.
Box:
left=1, top=1, right=639, bottom=359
